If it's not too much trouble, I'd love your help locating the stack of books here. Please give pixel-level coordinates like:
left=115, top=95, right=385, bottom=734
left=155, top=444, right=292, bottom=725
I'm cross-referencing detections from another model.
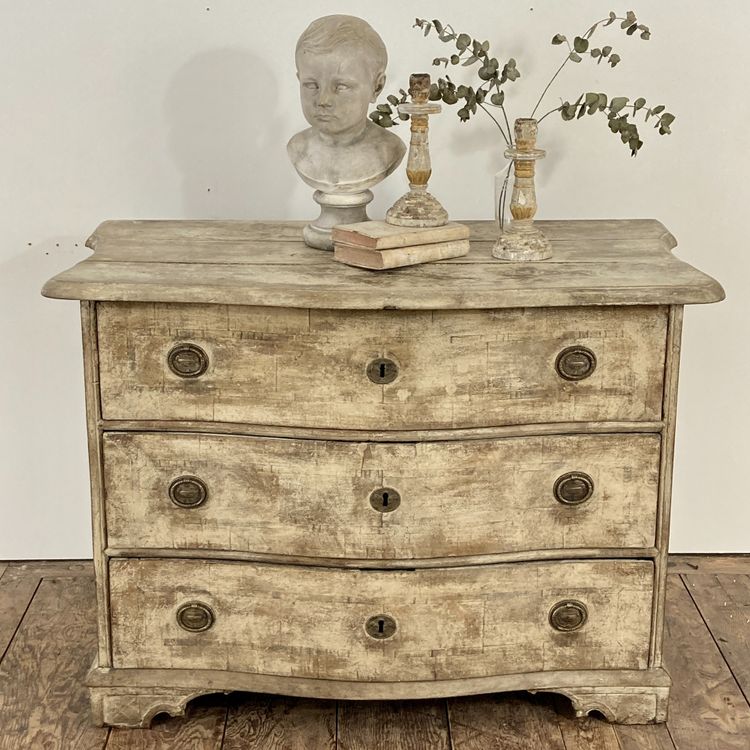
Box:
left=332, top=221, right=471, bottom=270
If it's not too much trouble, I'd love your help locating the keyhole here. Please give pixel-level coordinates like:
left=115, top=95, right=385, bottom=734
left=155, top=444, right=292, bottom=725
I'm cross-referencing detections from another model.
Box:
left=365, top=614, right=397, bottom=639
left=367, top=358, right=398, bottom=384
left=369, top=487, right=401, bottom=513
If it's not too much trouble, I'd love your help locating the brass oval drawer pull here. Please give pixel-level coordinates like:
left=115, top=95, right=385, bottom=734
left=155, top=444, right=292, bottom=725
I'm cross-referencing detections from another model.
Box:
left=176, top=602, right=215, bottom=632
left=167, top=343, right=209, bottom=378
left=549, top=600, right=588, bottom=632
left=554, top=472, right=594, bottom=506
left=169, top=476, right=208, bottom=508
left=366, top=357, right=399, bottom=384
left=555, top=346, right=596, bottom=381
left=365, top=614, right=397, bottom=640
left=369, top=487, right=401, bottom=513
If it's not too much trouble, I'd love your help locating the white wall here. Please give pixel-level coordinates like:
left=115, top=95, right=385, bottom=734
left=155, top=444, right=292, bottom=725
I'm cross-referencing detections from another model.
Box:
left=1, top=0, right=745, bottom=558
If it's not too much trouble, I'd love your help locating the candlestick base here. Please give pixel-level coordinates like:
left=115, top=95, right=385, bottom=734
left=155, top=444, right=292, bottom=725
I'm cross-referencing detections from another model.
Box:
left=492, top=220, right=552, bottom=261
left=386, top=189, right=448, bottom=228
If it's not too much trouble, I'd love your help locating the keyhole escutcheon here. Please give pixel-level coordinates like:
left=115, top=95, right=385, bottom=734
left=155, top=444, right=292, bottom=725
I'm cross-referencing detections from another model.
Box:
left=369, top=487, right=401, bottom=513
left=365, top=614, right=397, bottom=639
left=366, top=357, right=399, bottom=384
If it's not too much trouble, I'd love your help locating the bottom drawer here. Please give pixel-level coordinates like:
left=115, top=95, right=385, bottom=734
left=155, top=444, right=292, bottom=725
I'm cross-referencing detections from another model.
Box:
left=110, top=558, right=653, bottom=681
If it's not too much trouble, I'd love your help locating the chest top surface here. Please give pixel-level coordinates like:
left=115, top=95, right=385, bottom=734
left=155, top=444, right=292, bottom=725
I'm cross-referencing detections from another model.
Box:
left=42, top=219, right=723, bottom=310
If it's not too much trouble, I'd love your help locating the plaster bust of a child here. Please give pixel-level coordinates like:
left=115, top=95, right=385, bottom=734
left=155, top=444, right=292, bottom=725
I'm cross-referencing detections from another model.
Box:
left=287, top=15, right=406, bottom=194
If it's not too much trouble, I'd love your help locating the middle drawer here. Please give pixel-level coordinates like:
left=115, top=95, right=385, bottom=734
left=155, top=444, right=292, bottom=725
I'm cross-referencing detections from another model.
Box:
left=103, top=431, right=659, bottom=559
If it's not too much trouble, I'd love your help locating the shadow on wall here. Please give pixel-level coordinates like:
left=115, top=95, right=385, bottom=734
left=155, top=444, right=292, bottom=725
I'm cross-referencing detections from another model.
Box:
left=164, top=49, right=291, bottom=219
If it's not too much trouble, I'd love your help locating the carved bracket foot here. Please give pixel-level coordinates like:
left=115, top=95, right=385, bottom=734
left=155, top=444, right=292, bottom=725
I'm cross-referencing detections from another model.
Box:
left=89, top=686, right=224, bottom=728
left=532, top=685, right=670, bottom=724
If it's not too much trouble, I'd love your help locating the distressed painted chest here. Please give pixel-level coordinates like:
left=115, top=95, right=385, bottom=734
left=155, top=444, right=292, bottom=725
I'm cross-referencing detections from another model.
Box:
left=42, top=219, right=723, bottom=727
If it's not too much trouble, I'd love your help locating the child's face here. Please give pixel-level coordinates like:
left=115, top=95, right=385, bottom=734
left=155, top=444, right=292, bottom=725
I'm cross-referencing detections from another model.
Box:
left=297, top=48, right=380, bottom=138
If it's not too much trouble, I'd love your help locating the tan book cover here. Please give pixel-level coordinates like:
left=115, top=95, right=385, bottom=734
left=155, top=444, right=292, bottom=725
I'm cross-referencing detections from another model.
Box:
left=333, top=239, right=470, bottom=270
left=332, top=221, right=470, bottom=250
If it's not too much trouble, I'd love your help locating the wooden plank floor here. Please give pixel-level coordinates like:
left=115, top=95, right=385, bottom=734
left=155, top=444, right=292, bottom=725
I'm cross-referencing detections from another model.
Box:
left=0, top=556, right=748, bottom=749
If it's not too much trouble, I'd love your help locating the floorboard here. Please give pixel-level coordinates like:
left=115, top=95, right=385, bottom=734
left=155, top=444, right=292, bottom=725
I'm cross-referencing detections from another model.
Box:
left=0, top=556, right=749, bottom=748
left=448, top=692, right=565, bottom=749
left=0, top=577, right=109, bottom=750
left=661, top=575, right=750, bottom=749
left=683, top=573, right=750, bottom=706
left=222, top=693, right=336, bottom=749
left=0, top=567, right=41, bottom=660
left=337, top=700, right=450, bottom=750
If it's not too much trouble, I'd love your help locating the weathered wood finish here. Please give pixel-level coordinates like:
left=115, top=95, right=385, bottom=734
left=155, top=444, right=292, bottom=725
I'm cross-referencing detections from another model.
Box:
left=81, top=300, right=112, bottom=668
left=41, top=219, right=725, bottom=309
left=96, top=303, right=668, bottom=429
left=103, top=431, right=660, bottom=559
left=108, top=558, right=654, bottom=680
left=39, top=218, right=725, bottom=728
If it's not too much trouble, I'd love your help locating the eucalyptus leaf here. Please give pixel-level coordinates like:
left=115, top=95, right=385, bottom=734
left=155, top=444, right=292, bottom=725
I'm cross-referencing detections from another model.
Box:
left=610, top=96, right=629, bottom=114
left=433, top=19, right=444, bottom=33
left=451, top=54, right=460, bottom=64
left=457, top=33, right=471, bottom=50
left=633, top=97, right=646, bottom=112
left=602, top=45, right=612, bottom=56
left=604, top=11, right=617, bottom=26
left=591, top=48, right=601, bottom=58
left=490, top=91, right=505, bottom=105
left=463, top=55, right=479, bottom=66
left=574, top=36, right=589, bottom=53
left=569, top=52, right=582, bottom=62
left=423, top=23, right=432, bottom=37
left=609, top=53, right=621, bottom=66
left=627, top=23, right=638, bottom=36
left=552, top=33, right=567, bottom=45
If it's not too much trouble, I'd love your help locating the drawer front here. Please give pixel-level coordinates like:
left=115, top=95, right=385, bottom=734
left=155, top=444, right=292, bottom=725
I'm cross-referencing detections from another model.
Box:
left=103, top=432, right=660, bottom=559
left=109, top=558, right=653, bottom=679
left=97, top=303, right=667, bottom=429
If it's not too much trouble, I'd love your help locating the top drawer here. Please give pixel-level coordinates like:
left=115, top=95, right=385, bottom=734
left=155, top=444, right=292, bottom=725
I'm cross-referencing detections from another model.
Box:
left=97, top=303, right=667, bottom=430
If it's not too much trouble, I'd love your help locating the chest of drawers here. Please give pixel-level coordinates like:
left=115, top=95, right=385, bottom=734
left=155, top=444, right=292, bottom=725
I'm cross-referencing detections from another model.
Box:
left=42, top=219, right=723, bottom=727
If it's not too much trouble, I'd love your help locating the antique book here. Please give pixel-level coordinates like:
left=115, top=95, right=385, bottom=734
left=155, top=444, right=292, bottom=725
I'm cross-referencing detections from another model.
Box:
left=334, top=239, right=470, bottom=270
left=332, top=220, right=470, bottom=250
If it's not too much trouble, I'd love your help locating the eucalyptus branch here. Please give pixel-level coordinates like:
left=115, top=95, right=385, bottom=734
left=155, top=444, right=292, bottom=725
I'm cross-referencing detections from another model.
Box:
left=530, top=58, right=569, bottom=119
left=478, top=102, right=511, bottom=146
left=370, top=11, right=671, bottom=160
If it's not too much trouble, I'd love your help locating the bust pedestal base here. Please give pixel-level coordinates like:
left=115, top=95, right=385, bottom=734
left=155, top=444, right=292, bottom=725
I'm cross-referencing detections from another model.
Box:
left=304, top=190, right=374, bottom=251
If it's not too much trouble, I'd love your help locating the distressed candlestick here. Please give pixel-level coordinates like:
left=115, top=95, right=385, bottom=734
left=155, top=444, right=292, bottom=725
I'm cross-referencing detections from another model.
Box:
left=493, top=118, right=552, bottom=261
left=386, top=73, right=448, bottom=227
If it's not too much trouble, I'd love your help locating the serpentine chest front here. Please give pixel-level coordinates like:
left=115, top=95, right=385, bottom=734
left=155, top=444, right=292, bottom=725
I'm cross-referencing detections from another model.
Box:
left=42, top=219, right=723, bottom=727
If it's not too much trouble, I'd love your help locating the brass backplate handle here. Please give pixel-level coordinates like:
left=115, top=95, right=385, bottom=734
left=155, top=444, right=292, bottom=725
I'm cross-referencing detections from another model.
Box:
left=176, top=602, right=215, bottom=632
left=169, top=476, right=208, bottom=508
left=549, top=600, right=588, bottom=632
left=167, top=343, right=209, bottom=378
left=555, top=346, right=596, bottom=381
left=554, top=472, right=594, bottom=506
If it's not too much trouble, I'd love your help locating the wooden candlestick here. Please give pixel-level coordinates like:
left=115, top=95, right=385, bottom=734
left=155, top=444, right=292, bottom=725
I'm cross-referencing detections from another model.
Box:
left=493, top=118, right=552, bottom=261
left=386, top=73, right=448, bottom=227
